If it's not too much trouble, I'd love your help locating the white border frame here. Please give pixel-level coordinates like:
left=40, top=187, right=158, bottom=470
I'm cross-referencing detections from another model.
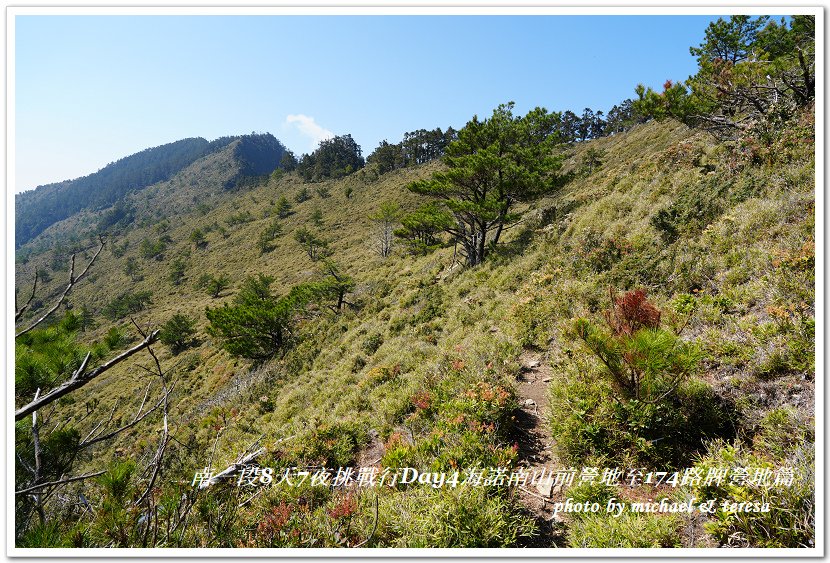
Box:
left=5, top=3, right=824, bottom=558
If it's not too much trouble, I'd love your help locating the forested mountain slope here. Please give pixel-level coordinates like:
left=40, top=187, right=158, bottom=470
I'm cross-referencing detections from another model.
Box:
left=15, top=133, right=287, bottom=248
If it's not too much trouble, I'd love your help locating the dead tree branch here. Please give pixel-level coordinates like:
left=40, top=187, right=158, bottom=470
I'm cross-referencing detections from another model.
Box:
left=15, top=271, right=38, bottom=322
left=15, top=471, right=107, bottom=496
left=133, top=321, right=172, bottom=507
left=15, top=329, right=159, bottom=421
left=16, top=237, right=105, bottom=337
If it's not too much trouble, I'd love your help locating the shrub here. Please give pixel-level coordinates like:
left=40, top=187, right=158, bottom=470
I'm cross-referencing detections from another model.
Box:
left=205, top=274, right=317, bottom=361
left=190, top=228, right=207, bottom=249
left=567, top=511, right=682, bottom=548
left=159, top=313, right=198, bottom=355
left=554, top=290, right=735, bottom=467
left=361, top=333, right=384, bottom=355
left=103, top=326, right=127, bottom=350
left=294, top=227, right=330, bottom=261
left=257, top=220, right=283, bottom=254
left=225, top=210, right=254, bottom=226
left=574, top=289, right=698, bottom=404
left=197, top=273, right=231, bottom=298
left=102, top=290, right=152, bottom=321
left=169, top=257, right=187, bottom=285
left=374, top=487, right=536, bottom=547
left=139, top=238, right=167, bottom=261
left=274, top=196, right=293, bottom=218
left=691, top=439, right=814, bottom=547
left=577, top=231, right=632, bottom=272
left=291, top=422, right=364, bottom=467
left=295, top=187, right=311, bottom=203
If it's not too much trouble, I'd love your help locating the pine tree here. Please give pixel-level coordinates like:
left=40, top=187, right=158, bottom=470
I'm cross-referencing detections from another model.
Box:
left=407, top=103, right=564, bottom=266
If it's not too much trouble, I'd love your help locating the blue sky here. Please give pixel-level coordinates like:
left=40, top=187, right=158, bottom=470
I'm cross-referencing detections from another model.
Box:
left=14, top=13, right=740, bottom=192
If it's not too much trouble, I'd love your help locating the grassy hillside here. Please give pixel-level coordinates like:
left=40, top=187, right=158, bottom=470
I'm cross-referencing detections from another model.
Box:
left=14, top=112, right=815, bottom=548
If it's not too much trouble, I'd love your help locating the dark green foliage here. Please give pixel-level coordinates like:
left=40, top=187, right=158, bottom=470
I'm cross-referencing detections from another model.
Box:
left=310, top=207, right=324, bottom=228
left=408, top=102, right=565, bottom=266
left=225, top=134, right=288, bottom=189
left=15, top=315, right=100, bottom=398
left=367, top=127, right=458, bottom=175
left=634, top=15, right=815, bottom=140
left=315, top=186, right=330, bottom=199
left=650, top=208, right=681, bottom=244
left=190, top=228, right=207, bottom=249
left=257, top=220, right=283, bottom=254
left=77, top=306, right=95, bottom=332
left=295, top=187, right=311, bottom=203
left=103, top=326, right=127, bottom=350
left=274, top=196, right=293, bottom=218
left=362, top=333, right=384, bottom=355
left=102, top=290, right=153, bottom=321
left=96, top=200, right=136, bottom=234
left=159, top=313, right=198, bottom=355
left=577, top=231, right=632, bottom=272
left=294, top=227, right=330, bottom=261
left=574, top=290, right=693, bottom=403
left=689, top=15, right=770, bottom=65
left=15, top=422, right=82, bottom=523
left=279, top=150, right=297, bottom=171
left=197, top=273, right=231, bottom=298
left=110, top=240, right=129, bottom=258
left=650, top=172, right=762, bottom=246
left=169, top=257, right=187, bottom=286
left=205, top=274, right=315, bottom=361
left=225, top=210, right=254, bottom=226
left=16, top=138, right=222, bottom=247
left=296, top=134, right=364, bottom=182
left=139, top=237, right=168, bottom=261
left=554, top=290, right=734, bottom=466
left=294, top=422, right=364, bottom=467
left=310, top=261, right=355, bottom=312
left=394, top=205, right=451, bottom=255
left=581, top=147, right=606, bottom=175
left=123, top=256, right=141, bottom=281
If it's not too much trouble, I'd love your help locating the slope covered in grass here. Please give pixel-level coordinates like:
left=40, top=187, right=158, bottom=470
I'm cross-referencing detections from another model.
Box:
left=14, top=110, right=815, bottom=547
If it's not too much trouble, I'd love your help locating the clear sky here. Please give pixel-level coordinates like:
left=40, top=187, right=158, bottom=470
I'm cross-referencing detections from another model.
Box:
left=14, top=12, right=744, bottom=193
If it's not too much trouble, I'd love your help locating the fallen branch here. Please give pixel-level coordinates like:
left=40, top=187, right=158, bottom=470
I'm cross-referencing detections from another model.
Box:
left=198, top=448, right=266, bottom=489
left=79, top=382, right=174, bottom=449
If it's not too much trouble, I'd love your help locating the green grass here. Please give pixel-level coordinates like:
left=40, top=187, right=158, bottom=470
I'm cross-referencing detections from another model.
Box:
left=14, top=112, right=815, bottom=548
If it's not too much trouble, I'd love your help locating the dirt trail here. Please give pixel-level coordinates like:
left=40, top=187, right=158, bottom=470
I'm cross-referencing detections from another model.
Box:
left=512, top=350, right=560, bottom=546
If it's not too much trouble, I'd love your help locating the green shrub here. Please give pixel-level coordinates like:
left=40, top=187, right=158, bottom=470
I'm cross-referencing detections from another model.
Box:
left=567, top=511, right=682, bottom=548
left=159, top=313, right=198, bottom=355
left=549, top=360, right=735, bottom=468
left=374, top=487, right=536, bottom=547
left=102, top=290, right=152, bottom=320
left=196, top=273, right=231, bottom=298
left=103, top=326, right=127, bottom=350
left=691, top=439, right=814, bottom=547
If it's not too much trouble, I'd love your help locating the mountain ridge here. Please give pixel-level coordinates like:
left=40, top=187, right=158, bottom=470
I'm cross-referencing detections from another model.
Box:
left=15, top=133, right=287, bottom=248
